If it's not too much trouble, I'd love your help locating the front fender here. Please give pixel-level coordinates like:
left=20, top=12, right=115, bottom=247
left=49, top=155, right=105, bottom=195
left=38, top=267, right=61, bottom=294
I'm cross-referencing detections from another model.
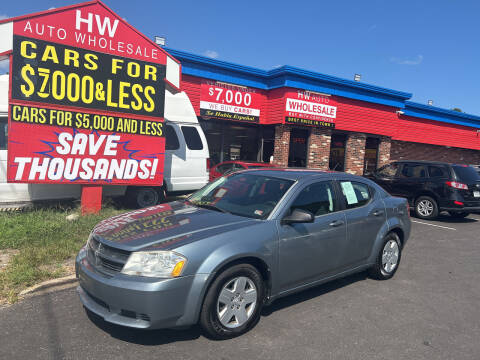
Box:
left=176, top=221, right=278, bottom=325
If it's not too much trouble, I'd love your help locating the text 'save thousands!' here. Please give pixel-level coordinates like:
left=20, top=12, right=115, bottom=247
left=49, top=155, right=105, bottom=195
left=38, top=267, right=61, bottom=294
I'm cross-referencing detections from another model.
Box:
left=8, top=35, right=166, bottom=185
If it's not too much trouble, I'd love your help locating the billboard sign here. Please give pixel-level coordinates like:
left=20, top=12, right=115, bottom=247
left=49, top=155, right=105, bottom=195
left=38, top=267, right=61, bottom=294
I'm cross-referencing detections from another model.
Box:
left=284, top=89, right=336, bottom=128
left=2, top=1, right=180, bottom=185
left=199, top=80, right=262, bottom=123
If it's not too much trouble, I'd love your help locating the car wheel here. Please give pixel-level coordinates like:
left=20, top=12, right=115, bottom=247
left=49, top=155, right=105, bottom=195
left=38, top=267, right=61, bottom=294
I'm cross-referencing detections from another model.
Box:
left=125, top=186, right=165, bottom=208
left=414, top=196, right=439, bottom=219
left=368, top=232, right=402, bottom=280
left=200, top=264, right=265, bottom=339
left=448, top=211, right=469, bottom=219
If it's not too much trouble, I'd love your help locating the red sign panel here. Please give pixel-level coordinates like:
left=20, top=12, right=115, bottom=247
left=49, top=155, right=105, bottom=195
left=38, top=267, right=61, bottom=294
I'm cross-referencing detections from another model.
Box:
left=284, top=89, right=337, bottom=128
left=6, top=1, right=169, bottom=185
left=199, top=80, right=263, bottom=123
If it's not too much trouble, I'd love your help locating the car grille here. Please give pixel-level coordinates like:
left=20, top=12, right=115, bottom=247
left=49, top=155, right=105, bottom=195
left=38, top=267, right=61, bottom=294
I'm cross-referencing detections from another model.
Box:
left=87, top=235, right=130, bottom=275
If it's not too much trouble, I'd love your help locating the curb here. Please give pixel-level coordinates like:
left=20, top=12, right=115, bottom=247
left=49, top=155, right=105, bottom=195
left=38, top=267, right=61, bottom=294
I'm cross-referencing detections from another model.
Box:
left=19, top=275, right=78, bottom=298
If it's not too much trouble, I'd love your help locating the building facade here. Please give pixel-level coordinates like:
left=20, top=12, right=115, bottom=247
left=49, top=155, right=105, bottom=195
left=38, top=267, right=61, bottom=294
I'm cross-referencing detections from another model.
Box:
left=165, top=48, right=480, bottom=174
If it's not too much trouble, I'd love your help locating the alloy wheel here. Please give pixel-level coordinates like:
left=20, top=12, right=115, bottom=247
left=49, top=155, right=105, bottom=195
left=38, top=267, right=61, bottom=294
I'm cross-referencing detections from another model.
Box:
left=382, top=239, right=400, bottom=273
left=417, top=199, right=434, bottom=217
left=216, top=276, right=257, bottom=328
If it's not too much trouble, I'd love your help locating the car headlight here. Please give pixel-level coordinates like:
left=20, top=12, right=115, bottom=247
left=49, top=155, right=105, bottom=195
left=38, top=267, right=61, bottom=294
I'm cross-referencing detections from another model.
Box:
left=121, top=251, right=187, bottom=278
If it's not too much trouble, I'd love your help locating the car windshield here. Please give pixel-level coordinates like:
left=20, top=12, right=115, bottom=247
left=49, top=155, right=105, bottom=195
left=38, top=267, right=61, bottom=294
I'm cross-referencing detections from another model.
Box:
left=452, top=165, right=480, bottom=183
left=188, top=173, right=294, bottom=219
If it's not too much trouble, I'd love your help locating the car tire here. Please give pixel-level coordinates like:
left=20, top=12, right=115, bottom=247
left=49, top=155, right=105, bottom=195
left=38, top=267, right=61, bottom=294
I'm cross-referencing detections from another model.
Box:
left=448, top=211, right=469, bottom=219
left=368, top=232, right=402, bottom=280
left=414, top=195, right=439, bottom=220
left=125, top=186, right=165, bottom=209
left=199, top=264, right=265, bottom=340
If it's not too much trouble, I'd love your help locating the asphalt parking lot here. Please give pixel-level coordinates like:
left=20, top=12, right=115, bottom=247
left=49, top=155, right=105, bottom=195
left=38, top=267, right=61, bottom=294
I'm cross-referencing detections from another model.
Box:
left=1, top=214, right=479, bottom=360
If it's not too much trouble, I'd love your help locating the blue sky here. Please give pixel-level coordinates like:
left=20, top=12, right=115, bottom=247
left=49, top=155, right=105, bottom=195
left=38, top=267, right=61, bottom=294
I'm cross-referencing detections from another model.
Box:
left=1, top=0, right=479, bottom=115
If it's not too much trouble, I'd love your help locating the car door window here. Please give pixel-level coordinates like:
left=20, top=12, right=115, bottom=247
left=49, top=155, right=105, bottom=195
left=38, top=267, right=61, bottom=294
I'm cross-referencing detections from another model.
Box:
left=291, top=181, right=336, bottom=216
left=376, top=163, right=399, bottom=178
left=428, top=165, right=449, bottom=178
left=339, top=181, right=371, bottom=209
left=399, top=164, right=427, bottom=178
left=181, top=126, right=203, bottom=150
left=216, top=164, right=234, bottom=174
left=165, top=125, right=180, bottom=150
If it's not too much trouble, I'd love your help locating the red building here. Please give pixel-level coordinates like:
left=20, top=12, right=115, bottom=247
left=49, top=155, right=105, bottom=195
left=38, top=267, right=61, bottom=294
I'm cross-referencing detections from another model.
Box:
left=166, top=48, right=480, bottom=174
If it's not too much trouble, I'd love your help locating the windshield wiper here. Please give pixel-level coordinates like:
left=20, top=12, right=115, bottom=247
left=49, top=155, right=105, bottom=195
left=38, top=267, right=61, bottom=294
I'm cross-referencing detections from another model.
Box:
left=193, top=203, right=230, bottom=214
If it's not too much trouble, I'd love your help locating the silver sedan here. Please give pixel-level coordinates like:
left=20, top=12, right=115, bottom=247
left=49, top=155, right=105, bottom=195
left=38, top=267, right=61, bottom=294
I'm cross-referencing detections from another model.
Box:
left=76, top=169, right=411, bottom=339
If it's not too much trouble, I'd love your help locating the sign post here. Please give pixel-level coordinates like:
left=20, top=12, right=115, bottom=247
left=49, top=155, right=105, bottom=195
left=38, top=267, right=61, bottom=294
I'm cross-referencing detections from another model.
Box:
left=0, top=0, right=181, bottom=214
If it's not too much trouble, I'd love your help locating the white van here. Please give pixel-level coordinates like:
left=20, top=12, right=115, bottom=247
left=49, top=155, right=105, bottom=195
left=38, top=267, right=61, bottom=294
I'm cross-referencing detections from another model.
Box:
left=0, top=74, right=209, bottom=209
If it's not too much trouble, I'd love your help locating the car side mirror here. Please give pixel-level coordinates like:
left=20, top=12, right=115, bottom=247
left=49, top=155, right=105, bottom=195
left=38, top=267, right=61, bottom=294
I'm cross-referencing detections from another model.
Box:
left=282, top=208, right=314, bottom=225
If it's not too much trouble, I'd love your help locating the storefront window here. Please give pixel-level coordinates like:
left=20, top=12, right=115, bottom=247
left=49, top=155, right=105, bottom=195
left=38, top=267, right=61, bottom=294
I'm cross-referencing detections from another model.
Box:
left=364, top=137, right=379, bottom=174
left=200, top=119, right=261, bottom=166
left=288, top=128, right=309, bottom=167
left=329, top=134, right=347, bottom=171
left=0, top=117, right=7, bottom=150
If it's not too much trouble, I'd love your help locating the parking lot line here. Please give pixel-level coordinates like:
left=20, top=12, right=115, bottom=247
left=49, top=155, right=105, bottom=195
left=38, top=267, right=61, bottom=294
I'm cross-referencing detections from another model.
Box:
left=411, top=220, right=457, bottom=231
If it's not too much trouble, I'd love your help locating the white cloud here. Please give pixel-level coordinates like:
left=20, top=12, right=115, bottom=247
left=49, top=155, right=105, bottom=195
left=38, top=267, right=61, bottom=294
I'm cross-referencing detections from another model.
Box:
left=0, top=14, right=10, bottom=20
left=390, top=54, right=424, bottom=65
left=203, top=50, right=219, bottom=59
left=272, top=64, right=282, bottom=69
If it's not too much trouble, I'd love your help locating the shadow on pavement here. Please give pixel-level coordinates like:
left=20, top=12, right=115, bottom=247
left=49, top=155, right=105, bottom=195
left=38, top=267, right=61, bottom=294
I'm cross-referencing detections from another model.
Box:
left=431, top=213, right=478, bottom=224
left=262, top=271, right=368, bottom=316
left=85, top=310, right=201, bottom=345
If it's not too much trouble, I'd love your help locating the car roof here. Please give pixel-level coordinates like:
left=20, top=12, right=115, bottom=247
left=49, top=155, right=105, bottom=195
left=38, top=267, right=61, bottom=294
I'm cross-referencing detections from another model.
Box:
left=237, top=168, right=360, bottom=181
left=392, top=160, right=474, bottom=167
left=392, top=160, right=451, bottom=166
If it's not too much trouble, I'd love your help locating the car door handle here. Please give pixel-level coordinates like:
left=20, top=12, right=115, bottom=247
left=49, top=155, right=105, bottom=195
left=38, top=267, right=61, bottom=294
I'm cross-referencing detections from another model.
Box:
left=372, top=210, right=384, bottom=217
left=329, top=220, right=344, bottom=227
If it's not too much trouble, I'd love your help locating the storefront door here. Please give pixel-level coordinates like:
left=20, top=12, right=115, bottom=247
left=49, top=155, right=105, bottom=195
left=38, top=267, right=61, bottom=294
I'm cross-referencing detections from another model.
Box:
left=364, top=137, right=380, bottom=174
left=329, top=133, right=347, bottom=171
left=288, top=128, right=309, bottom=167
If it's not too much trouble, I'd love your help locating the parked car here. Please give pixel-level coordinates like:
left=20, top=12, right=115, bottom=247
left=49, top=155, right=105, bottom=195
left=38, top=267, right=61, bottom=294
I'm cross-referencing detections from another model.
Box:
left=0, top=78, right=210, bottom=208
left=367, top=160, right=480, bottom=219
left=209, top=161, right=274, bottom=181
left=76, top=169, right=410, bottom=339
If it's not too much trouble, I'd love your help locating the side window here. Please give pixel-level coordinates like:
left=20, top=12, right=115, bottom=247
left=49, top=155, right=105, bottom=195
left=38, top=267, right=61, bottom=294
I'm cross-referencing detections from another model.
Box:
left=340, top=181, right=371, bottom=209
left=217, top=164, right=233, bottom=174
left=376, top=163, right=398, bottom=178
left=400, top=164, right=427, bottom=178
left=428, top=165, right=448, bottom=178
left=291, top=181, right=336, bottom=216
left=181, top=126, right=203, bottom=150
left=165, top=125, right=180, bottom=150
left=0, top=117, right=7, bottom=150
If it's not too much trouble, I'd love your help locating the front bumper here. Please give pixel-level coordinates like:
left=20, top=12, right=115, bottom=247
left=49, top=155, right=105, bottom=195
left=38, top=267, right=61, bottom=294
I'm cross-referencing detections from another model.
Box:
left=75, top=250, right=209, bottom=329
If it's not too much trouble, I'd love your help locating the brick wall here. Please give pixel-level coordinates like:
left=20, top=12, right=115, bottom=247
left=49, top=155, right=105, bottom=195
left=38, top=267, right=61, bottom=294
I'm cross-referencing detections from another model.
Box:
left=344, top=133, right=366, bottom=175
left=307, top=128, right=332, bottom=169
left=378, top=136, right=392, bottom=168
left=272, top=125, right=290, bottom=167
left=391, top=140, right=480, bottom=164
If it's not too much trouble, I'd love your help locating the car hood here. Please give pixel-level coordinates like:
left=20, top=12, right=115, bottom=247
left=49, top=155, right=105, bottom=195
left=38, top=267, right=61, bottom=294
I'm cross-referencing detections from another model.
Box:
left=92, top=201, right=258, bottom=251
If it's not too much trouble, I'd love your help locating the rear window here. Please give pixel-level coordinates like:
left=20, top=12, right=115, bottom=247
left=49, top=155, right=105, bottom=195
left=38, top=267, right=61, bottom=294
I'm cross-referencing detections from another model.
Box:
left=181, top=126, right=203, bottom=150
left=452, top=165, right=480, bottom=183
left=165, top=125, right=180, bottom=150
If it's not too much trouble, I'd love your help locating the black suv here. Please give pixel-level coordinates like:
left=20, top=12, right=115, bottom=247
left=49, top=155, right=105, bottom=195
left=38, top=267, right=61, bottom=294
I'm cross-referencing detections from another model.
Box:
left=367, top=160, right=480, bottom=219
